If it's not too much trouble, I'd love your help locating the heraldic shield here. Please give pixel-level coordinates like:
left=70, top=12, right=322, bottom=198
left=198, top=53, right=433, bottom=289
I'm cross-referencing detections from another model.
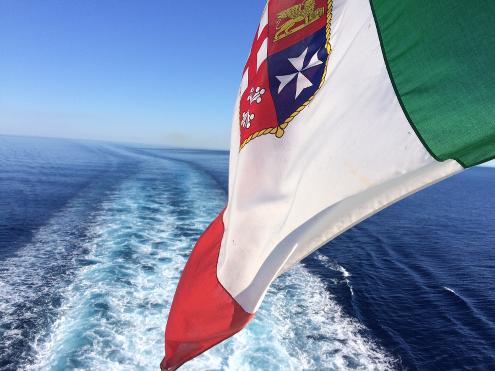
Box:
left=239, top=0, right=332, bottom=149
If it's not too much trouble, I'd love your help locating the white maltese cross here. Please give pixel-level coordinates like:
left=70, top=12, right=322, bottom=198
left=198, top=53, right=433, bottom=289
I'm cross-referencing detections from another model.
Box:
left=276, top=48, right=323, bottom=99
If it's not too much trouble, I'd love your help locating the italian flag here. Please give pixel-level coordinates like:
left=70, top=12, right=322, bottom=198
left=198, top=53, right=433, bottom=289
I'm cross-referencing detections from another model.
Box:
left=162, top=1, right=495, bottom=369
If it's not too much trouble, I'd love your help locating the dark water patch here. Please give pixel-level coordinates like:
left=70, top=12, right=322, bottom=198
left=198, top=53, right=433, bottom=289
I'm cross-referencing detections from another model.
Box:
left=76, top=258, right=99, bottom=266
left=141, top=264, right=155, bottom=272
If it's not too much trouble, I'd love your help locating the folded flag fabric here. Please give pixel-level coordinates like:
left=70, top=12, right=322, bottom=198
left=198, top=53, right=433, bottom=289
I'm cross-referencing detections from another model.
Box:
left=161, top=0, right=495, bottom=369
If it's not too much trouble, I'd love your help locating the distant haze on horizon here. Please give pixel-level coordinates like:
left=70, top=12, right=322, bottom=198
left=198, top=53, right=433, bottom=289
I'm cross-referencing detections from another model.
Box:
left=0, top=1, right=266, bottom=149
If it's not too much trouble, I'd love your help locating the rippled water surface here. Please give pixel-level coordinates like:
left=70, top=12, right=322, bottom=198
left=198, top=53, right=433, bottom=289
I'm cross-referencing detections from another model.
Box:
left=0, top=136, right=494, bottom=370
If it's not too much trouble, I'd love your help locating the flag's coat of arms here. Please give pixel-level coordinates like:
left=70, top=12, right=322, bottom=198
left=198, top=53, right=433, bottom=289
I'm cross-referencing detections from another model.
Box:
left=239, top=0, right=332, bottom=149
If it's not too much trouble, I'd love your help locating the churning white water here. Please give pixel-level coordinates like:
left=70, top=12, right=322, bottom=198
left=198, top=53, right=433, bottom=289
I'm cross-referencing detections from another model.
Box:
left=1, top=143, right=395, bottom=370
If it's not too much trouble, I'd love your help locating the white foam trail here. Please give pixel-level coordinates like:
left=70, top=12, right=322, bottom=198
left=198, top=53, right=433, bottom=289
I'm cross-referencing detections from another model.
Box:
left=316, top=254, right=352, bottom=278
left=443, top=286, right=458, bottom=296
left=195, top=264, right=396, bottom=370
left=315, top=254, right=354, bottom=296
left=0, top=186, right=106, bottom=367
left=29, top=158, right=225, bottom=370
left=25, top=154, right=395, bottom=370
left=340, top=266, right=351, bottom=278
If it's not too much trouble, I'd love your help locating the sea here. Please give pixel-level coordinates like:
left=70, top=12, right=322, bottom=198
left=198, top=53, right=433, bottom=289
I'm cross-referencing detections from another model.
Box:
left=0, top=135, right=494, bottom=371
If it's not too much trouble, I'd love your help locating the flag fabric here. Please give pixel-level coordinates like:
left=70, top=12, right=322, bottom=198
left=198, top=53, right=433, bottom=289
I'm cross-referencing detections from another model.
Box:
left=161, top=0, right=495, bottom=369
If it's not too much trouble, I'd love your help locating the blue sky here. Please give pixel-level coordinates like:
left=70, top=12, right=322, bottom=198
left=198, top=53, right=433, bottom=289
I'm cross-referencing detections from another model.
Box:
left=1, top=1, right=494, bottom=166
left=0, top=1, right=265, bottom=149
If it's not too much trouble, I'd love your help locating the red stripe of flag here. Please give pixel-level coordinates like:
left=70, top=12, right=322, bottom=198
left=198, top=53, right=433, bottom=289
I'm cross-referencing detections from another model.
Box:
left=161, top=211, right=254, bottom=370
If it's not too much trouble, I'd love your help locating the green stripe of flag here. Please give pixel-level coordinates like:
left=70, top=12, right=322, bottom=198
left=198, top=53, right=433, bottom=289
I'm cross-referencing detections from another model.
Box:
left=370, top=0, right=495, bottom=167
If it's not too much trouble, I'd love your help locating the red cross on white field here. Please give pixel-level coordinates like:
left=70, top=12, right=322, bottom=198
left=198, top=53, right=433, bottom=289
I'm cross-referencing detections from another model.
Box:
left=241, top=5, right=268, bottom=96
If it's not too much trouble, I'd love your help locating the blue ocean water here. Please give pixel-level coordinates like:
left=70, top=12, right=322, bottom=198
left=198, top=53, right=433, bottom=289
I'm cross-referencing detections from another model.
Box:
left=0, top=135, right=493, bottom=370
